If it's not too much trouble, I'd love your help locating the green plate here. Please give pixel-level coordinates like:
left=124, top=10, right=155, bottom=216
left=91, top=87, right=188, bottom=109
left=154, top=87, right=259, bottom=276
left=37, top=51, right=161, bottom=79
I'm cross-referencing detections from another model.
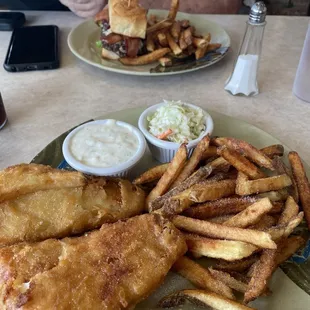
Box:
left=32, top=107, right=310, bottom=309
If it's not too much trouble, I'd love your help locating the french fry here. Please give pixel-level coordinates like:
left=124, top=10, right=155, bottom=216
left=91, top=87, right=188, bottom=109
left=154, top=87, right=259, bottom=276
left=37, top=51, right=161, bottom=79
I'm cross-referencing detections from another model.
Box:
left=166, top=32, right=182, bottom=55
left=185, top=198, right=282, bottom=220
left=215, top=255, right=260, bottom=272
left=228, top=271, right=251, bottom=283
left=158, top=57, right=172, bottom=67
left=138, top=180, right=158, bottom=193
left=183, top=197, right=259, bottom=220
left=147, top=14, right=157, bottom=26
left=145, top=144, right=187, bottom=210
left=250, top=214, right=277, bottom=230
left=273, top=156, right=299, bottom=202
left=236, top=172, right=292, bottom=196
left=201, top=170, right=238, bottom=182
left=133, top=163, right=169, bottom=185
left=171, top=135, right=210, bottom=187
left=208, top=214, right=234, bottom=224
left=183, top=27, right=193, bottom=45
left=195, top=45, right=207, bottom=60
left=266, top=212, right=304, bottom=241
left=218, top=146, right=265, bottom=180
left=170, top=21, right=181, bottom=39
left=223, top=198, right=273, bottom=228
left=214, top=137, right=274, bottom=170
left=185, top=234, right=258, bottom=261
left=156, top=174, right=232, bottom=216
left=204, top=32, right=211, bottom=42
left=146, top=19, right=173, bottom=34
left=120, top=48, right=171, bottom=66
left=278, top=196, right=299, bottom=225
left=185, top=44, right=196, bottom=56
left=173, top=216, right=277, bottom=249
left=288, top=151, right=310, bottom=230
left=209, top=268, right=248, bottom=293
left=146, top=34, right=155, bottom=52
left=193, top=37, right=208, bottom=48
left=257, top=188, right=289, bottom=202
left=157, top=32, right=168, bottom=47
left=261, top=144, right=284, bottom=158
left=202, top=145, right=218, bottom=159
left=205, top=171, right=237, bottom=182
left=205, top=156, right=219, bottom=165
left=275, top=235, right=306, bottom=266
left=150, top=165, right=212, bottom=212
left=180, top=19, right=190, bottom=28
left=244, top=249, right=277, bottom=304
left=168, top=0, right=179, bottom=20
left=173, top=256, right=235, bottom=299
left=174, top=179, right=236, bottom=204
left=179, top=30, right=188, bottom=51
left=207, top=156, right=230, bottom=173
left=206, top=43, right=222, bottom=52
left=159, top=290, right=254, bottom=310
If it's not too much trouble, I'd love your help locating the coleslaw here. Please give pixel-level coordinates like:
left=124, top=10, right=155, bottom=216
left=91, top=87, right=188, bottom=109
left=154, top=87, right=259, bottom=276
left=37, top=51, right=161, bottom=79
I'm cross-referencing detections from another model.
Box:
left=147, top=100, right=206, bottom=143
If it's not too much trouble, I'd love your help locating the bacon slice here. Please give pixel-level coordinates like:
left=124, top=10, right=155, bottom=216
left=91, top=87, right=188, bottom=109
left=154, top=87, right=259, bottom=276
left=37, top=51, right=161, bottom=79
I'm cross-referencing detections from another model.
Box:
left=126, top=37, right=142, bottom=58
left=95, top=7, right=109, bottom=23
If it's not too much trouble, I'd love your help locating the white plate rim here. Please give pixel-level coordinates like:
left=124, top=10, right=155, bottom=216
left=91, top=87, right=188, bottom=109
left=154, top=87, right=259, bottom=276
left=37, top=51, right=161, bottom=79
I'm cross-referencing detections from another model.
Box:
left=67, top=10, right=231, bottom=76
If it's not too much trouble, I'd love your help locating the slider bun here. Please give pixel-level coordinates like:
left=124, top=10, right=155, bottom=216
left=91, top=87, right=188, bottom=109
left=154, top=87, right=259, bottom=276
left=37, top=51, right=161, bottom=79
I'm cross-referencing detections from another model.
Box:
left=101, top=47, right=120, bottom=60
left=109, top=0, right=147, bottom=39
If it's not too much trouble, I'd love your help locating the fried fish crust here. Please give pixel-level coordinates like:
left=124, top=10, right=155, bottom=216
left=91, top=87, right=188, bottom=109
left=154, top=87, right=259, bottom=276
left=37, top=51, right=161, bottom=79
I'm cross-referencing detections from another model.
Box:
left=0, top=172, right=145, bottom=246
left=0, top=214, right=187, bottom=310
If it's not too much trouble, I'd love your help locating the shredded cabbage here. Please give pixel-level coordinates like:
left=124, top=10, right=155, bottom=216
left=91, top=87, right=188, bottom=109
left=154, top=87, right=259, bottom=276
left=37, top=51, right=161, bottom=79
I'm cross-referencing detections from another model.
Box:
left=147, top=100, right=206, bottom=143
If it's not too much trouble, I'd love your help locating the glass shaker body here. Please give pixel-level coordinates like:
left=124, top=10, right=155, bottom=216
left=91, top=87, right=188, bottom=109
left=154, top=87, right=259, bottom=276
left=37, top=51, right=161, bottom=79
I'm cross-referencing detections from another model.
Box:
left=293, top=24, right=310, bottom=103
left=225, top=21, right=266, bottom=96
left=0, top=93, right=7, bottom=130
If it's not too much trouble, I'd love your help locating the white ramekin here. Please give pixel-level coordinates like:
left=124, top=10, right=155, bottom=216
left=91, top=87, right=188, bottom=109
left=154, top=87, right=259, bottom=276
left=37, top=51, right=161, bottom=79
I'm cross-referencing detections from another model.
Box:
left=62, top=119, right=146, bottom=177
left=138, top=102, right=214, bottom=163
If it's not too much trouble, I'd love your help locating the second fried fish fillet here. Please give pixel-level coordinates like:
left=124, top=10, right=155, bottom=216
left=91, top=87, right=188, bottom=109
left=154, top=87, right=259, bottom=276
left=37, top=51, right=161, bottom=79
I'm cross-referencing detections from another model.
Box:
left=0, top=176, right=145, bottom=246
left=0, top=214, right=187, bottom=310
left=0, top=164, right=85, bottom=203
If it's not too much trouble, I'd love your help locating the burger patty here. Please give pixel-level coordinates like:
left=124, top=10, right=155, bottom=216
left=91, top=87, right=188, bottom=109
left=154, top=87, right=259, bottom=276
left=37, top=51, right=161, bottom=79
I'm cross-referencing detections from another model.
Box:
left=98, top=18, right=144, bottom=58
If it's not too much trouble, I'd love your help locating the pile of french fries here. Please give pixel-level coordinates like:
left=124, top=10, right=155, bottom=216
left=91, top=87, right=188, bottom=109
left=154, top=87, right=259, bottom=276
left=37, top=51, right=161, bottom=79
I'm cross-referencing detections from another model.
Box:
left=120, top=0, right=222, bottom=66
left=134, top=135, right=310, bottom=309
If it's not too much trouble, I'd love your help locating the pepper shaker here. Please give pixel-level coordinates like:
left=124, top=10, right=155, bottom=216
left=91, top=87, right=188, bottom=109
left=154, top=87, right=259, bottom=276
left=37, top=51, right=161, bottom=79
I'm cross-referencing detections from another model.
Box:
left=225, top=1, right=267, bottom=96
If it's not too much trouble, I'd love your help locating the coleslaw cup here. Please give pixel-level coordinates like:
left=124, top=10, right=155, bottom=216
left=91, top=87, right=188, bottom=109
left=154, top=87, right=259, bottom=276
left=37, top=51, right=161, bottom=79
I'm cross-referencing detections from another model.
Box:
left=138, top=102, right=214, bottom=163
left=62, top=120, right=146, bottom=177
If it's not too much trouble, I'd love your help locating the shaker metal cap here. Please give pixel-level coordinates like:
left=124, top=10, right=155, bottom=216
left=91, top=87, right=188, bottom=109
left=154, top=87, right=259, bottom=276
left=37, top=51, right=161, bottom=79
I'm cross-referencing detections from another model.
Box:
left=249, top=1, right=267, bottom=24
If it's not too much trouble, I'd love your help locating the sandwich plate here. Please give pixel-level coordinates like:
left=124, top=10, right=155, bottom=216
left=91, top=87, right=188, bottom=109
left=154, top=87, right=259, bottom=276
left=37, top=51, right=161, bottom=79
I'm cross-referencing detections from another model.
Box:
left=68, top=10, right=230, bottom=76
left=32, top=107, right=310, bottom=309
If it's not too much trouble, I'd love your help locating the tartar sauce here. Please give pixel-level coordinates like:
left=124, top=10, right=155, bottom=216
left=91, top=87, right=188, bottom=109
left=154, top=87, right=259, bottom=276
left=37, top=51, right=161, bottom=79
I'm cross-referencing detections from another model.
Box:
left=69, top=120, right=138, bottom=168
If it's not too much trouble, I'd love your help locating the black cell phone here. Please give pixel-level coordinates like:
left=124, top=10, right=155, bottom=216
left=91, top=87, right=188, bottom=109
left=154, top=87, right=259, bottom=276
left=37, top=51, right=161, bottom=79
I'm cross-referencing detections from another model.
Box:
left=0, top=12, right=26, bottom=31
left=3, top=25, right=59, bottom=72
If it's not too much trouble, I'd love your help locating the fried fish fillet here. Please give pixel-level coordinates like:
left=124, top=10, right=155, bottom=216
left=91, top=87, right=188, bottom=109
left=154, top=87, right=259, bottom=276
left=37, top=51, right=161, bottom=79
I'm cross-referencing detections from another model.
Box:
left=0, top=214, right=187, bottom=310
left=0, top=164, right=85, bottom=203
left=0, top=169, right=145, bottom=246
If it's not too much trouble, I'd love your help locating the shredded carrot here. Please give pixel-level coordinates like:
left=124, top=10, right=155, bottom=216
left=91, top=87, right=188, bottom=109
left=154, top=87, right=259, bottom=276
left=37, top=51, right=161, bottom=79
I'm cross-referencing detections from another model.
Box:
left=156, top=129, right=173, bottom=140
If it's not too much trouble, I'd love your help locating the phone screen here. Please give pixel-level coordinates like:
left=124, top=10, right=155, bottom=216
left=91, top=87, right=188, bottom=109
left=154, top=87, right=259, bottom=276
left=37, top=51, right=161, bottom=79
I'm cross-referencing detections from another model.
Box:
left=5, top=25, right=58, bottom=67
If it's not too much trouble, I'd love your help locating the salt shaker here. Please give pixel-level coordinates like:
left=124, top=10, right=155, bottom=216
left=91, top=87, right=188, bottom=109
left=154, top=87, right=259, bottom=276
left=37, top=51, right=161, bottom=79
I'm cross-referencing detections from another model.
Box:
left=225, top=1, right=267, bottom=96
left=293, top=24, right=310, bottom=103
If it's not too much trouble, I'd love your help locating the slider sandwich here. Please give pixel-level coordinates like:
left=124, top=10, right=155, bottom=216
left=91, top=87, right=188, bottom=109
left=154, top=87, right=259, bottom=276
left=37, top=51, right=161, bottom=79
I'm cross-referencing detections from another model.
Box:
left=95, top=0, right=147, bottom=60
